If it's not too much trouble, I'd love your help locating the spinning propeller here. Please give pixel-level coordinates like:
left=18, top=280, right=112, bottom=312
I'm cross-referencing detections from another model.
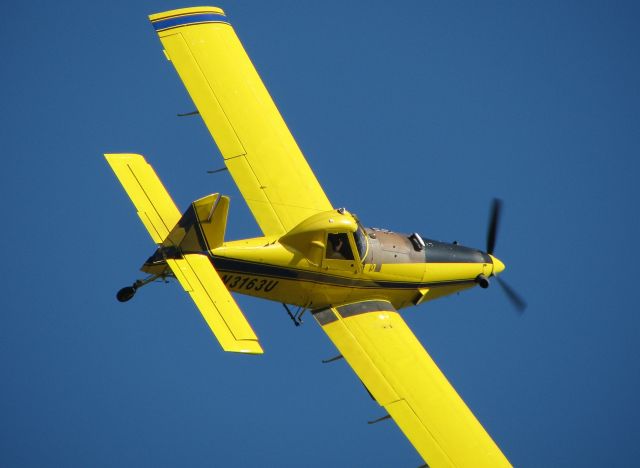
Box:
left=486, top=199, right=527, bottom=314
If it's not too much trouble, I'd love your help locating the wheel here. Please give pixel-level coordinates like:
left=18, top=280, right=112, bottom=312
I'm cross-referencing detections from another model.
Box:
left=116, top=286, right=136, bottom=302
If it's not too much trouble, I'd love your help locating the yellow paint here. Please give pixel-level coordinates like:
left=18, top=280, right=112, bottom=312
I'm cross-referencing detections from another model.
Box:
left=105, top=154, right=261, bottom=354
left=104, top=153, right=180, bottom=243
left=491, top=254, right=506, bottom=275
left=151, top=7, right=332, bottom=236
left=319, top=302, right=511, bottom=467
left=192, top=193, right=229, bottom=250
left=104, top=8, right=516, bottom=466
left=107, top=150, right=509, bottom=463
left=168, top=254, right=263, bottom=354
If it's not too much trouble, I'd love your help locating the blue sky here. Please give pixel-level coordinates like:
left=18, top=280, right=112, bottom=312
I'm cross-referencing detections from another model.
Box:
left=2, top=1, right=639, bottom=466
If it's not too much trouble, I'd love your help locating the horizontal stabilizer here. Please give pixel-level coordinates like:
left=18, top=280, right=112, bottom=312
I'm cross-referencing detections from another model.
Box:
left=167, top=253, right=263, bottom=354
left=104, top=153, right=180, bottom=243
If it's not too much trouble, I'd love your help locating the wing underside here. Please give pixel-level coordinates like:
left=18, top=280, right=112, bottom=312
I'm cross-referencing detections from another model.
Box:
left=150, top=7, right=332, bottom=237
left=313, top=300, right=510, bottom=467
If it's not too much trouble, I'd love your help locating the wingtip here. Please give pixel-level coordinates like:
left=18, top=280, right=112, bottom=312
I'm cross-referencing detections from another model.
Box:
left=149, top=7, right=229, bottom=32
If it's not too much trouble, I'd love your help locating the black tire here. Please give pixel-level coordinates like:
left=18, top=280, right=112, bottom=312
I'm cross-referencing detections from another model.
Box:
left=116, top=286, right=136, bottom=302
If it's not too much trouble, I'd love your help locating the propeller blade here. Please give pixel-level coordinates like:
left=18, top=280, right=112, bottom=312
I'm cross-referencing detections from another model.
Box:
left=495, top=276, right=527, bottom=314
left=486, top=198, right=502, bottom=255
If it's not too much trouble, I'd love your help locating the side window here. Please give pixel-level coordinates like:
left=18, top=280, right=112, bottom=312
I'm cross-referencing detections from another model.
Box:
left=326, top=233, right=354, bottom=260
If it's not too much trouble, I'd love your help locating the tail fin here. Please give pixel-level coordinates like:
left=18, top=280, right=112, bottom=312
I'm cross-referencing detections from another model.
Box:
left=105, top=153, right=263, bottom=354
left=163, top=193, right=229, bottom=253
left=194, top=193, right=229, bottom=249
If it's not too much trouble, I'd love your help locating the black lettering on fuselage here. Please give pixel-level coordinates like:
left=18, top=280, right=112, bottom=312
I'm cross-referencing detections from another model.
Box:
left=220, top=273, right=279, bottom=294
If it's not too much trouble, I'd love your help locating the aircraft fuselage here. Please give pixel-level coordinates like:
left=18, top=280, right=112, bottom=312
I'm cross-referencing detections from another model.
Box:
left=143, top=219, right=501, bottom=311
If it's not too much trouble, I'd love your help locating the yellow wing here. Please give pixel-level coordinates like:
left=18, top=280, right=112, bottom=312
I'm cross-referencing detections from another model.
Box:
left=313, top=300, right=511, bottom=468
left=149, top=7, right=333, bottom=237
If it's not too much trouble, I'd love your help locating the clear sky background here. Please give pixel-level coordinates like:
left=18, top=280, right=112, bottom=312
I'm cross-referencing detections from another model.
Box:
left=1, top=1, right=639, bottom=467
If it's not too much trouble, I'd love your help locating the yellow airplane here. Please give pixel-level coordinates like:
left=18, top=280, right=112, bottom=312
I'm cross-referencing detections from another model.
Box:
left=105, top=7, right=525, bottom=467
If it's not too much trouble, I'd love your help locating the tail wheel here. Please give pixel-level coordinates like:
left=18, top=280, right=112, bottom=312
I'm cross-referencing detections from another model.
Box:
left=116, top=286, right=136, bottom=302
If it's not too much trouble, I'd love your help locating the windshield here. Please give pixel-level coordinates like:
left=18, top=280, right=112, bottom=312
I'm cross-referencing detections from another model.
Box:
left=354, top=226, right=368, bottom=261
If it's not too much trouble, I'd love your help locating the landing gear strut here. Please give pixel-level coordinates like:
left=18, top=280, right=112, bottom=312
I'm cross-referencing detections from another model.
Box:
left=116, top=274, right=163, bottom=302
left=282, top=303, right=308, bottom=326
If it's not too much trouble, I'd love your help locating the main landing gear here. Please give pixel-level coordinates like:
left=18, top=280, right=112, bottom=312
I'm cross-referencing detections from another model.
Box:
left=282, top=303, right=309, bottom=326
left=116, top=274, right=163, bottom=302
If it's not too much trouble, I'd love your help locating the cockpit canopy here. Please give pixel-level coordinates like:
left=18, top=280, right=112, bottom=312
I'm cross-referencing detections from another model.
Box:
left=279, top=208, right=367, bottom=265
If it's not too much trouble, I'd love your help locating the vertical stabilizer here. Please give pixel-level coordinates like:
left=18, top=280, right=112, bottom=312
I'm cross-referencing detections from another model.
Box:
left=193, top=193, right=229, bottom=250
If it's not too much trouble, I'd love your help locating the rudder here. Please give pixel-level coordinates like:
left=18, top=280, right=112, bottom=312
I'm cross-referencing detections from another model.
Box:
left=163, top=193, right=229, bottom=253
